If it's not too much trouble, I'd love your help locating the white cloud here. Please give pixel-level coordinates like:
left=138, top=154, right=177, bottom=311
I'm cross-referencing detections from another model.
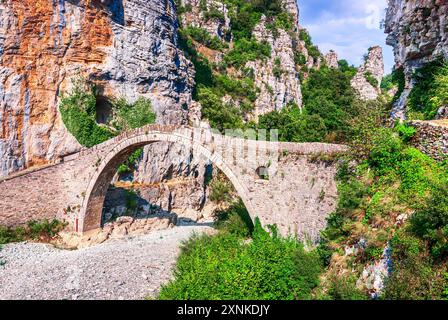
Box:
left=299, top=0, right=394, bottom=72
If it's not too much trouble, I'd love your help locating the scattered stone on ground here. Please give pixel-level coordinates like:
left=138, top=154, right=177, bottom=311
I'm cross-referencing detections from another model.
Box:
left=0, top=224, right=215, bottom=300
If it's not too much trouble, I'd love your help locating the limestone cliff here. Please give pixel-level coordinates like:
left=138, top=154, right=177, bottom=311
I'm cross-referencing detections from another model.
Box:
left=351, top=46, right=384, bottom=101
left=385, top=0, right=448, bottom=118
left=0, top=0, right=194, bottom=177
left=324, top=50, right=339, bottom=69
left=179, top=0, right=317, bottom=117
left=248, top=14, right=303, bottom=117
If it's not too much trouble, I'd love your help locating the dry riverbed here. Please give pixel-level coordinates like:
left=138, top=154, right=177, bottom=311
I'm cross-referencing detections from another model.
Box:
left=0, top=224, right=214, bottom=300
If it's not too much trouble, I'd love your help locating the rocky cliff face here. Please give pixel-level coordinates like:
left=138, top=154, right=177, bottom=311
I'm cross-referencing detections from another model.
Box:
left=0, top=0, right=194, bottom=177
left=324, top=50, right=339, bottom=69
left=180, top=0, right=310, bottom=117
left=181, top=0, right=231, bottom=40
left=248, top=14, right=303, bottom=117
left=351, top=46, right=384, bottom=101
left=385, top=0, right=448, bottom=118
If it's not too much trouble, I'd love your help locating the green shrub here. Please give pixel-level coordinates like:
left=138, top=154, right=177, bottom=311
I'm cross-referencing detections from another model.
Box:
left=209, top=176, right=234, bottom=203
left=391, top=67, right=406, bottom=104
left=384, top=230, right=446, bottom=300
left=410, top=185, right=448, bottom=259
left=381, top=73, right=395, bottom=91
left=198, top=87, right=244, bottom=132
left=225, top=0, right=285, bottom=41
left=159, top=219, right=322, bottom=300
left=273, top=58, right=284, bottom=78
left=117, top=148, right=144, bottom=175
left=0, top=219, right=66, bottom=245
left=431, top=62, right=448, bottom=110
left=177, top=28, right=215, bottom=91
left=326, top=274, right=368, bottom=300
left=60, top=79, right=156, bottom=147
left=272, top=11, right=294, bottom=31
left=294, top=52, right=307, bottom=66
left=215, top=75, right=257, bottom=102
left=338, top=60, right=358, bottom=79
left=183, top=26, right=227, bottom=50
left=300, top=66, right=359, bottom=142
left=347, top=98, right=389, bottom=160
left=395, top=123, right=416, bottom=142
left=59, top=78, right=115, bottom=147
left=214, top=200, right=254, bottom=238
left=124, top=189, right=139, bottom=214
left=111, top=97, right=156, bottom=131
left=299, top=29, right=320, bottom=60
left=408, top=59, right=447, bottom=119
left=257, top=104, right=328, bottom=143
left=367, top=128, right=403, bottom=174
left=364, top=71, right=378, bottom=87
left=224, top=38, right=271, bottom=68
left=204, top=7, right=225, bottom=22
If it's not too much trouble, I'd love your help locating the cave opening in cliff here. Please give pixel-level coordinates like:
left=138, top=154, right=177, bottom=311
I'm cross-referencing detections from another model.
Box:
left=95, top=96, right=113, bottom=125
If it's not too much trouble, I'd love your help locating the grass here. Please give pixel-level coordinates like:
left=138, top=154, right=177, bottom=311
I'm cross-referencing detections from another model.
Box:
left=0, top=219, right=66, bottom=245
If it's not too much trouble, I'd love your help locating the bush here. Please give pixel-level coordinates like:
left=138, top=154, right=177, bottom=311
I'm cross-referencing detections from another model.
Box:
left=347, top=98, right=389, bottom=160
left=338, top=60, right=358, bottom=79
left=408, top=59, right=447, bottom=119
left=326, top=274, right=368, bottom=300
left=364, top=71, right=378, bottom=87
left=0, top=219, right=66, bottom=245
left=395, top=123, right=416, bottom=142
left=117, top=148, right=144, bottom=175
left=209, top=175, right=235, bottom=203
left=198, top=87, right=244, bottom=132
left=215, top=75, right=257, bottom=103
left=110, top=97, right=156, bottom=131
left=302, top=66, right=358, bottom=142
left=273, top=58, right=284, bottom=78
left=214, top=200, right=254, bottom=238
left=159, top=219, right=322, bottom=300
left=367, top=128, right=403, bottom=174
left=60, top=79, right=156, bottom=147
left=257, top=104, right=328, bottom=143
left=183, top=26, right=227, bottom=50
left=226, top=0, right=285, bottom=41
left=384, top=230, right=446, bottom=300
left=391, top=67, right=406, bottom=104
left=410, top=185, right=448, bottom=259
left=177, top=28, right=215, bottom=91
left=224, top=38, right=271, bottom=68
left=299, top=29, right=320, bottom=60
left=59, top=78, right=115, bottom=147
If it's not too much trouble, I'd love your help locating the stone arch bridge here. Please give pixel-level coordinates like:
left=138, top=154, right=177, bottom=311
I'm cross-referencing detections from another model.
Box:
left=0, top=125, right=347, bottom=241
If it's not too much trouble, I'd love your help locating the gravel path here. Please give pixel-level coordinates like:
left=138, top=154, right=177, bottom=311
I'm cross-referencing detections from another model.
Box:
left=0, top=224, right=213, bottom=300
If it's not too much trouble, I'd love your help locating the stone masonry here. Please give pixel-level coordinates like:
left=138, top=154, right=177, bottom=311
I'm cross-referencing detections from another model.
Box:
left=0, top=125, right=347, bottom=242
left=410, top=120, right=448, bottom=161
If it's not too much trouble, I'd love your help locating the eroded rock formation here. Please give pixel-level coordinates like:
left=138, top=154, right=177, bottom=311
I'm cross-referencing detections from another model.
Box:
left=385, top=0, right=448, bottom=118
left=324, top=50, right=339, bottom=69
left=248, top=14, right=303, bottom=117
left=351, top=46, right=384, bottom=101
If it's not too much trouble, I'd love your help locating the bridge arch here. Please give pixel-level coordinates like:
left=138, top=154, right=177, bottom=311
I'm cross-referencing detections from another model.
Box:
left=79, top=129, right=256, bottom=233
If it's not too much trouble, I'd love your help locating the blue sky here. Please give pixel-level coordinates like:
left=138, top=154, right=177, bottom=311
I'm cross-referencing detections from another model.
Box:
left=298, top=0, right=395, bottom=73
